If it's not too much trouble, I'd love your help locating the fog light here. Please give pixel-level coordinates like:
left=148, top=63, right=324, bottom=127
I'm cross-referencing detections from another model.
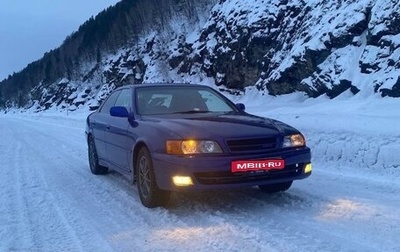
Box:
left=304, top=163, right=312, bottom=173
left=172, top=176, right=194, bottom=186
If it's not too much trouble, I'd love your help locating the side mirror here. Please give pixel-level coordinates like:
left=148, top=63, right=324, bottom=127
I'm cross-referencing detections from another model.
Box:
left=235, top=103, right=246, bottom=111
left=110, top=106, right=130, bottom=118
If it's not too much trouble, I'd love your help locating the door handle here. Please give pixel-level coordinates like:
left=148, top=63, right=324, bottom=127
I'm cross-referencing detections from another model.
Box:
left=106, top=125, right=111, bottom=130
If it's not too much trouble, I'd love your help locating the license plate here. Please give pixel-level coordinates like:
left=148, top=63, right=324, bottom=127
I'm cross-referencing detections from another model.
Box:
left=231, top=159, right=285, bottom=172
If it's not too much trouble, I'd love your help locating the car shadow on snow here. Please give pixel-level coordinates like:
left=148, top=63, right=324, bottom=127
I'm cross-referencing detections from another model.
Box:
left=100, top=170, right=314, bottom=214
left=166, top=187, right=314, bottom=214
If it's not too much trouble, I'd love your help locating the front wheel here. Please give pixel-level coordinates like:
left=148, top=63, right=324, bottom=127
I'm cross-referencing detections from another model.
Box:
left=88, top=136, right=108, bottom=175
left=258, top=181, right=293, bottom=193
left=136, top=147, right=170, bottom=208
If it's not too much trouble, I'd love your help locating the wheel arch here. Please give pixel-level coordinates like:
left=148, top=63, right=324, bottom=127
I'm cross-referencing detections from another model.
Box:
left=87, top=132, right=93, bottom=143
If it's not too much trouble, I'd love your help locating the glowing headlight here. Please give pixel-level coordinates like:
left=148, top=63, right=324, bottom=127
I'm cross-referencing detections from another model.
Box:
left=166, top=140, right=223, bottom=155
left=282, top=134, right=306, bottom=148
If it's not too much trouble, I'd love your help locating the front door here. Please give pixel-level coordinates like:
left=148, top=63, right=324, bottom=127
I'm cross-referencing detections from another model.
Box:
left=105, top=88, right=132, bottom=172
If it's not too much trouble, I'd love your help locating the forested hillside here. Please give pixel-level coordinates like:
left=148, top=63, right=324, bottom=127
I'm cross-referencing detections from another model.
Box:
left=1, top=0, right=399, bottom=111
left=0, top=0, right=214, bottom=109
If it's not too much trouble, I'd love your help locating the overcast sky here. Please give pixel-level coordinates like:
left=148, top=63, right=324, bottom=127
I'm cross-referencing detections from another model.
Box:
left=0, top=0, right=120, bottom=81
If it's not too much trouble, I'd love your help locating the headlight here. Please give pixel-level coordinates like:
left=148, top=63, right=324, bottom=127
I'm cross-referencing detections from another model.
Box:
left=282, top=134, right=306, bottom=148
left=166, top=140, right=223, bottom=154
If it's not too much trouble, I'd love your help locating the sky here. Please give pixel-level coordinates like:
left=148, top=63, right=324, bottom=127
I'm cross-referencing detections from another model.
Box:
left=0, top=0, right=121, bottom=81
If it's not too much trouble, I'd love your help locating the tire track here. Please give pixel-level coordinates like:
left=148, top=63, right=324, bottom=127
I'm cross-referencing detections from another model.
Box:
left=0, top=139, right=36, bottom=251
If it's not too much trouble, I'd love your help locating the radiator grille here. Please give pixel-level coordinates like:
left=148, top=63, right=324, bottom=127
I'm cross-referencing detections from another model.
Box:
left=227, top=137, right=277, bottom=152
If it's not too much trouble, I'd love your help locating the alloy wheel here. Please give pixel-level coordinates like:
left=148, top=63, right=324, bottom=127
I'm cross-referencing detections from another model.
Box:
left=138, top=155, right=151, bottom=199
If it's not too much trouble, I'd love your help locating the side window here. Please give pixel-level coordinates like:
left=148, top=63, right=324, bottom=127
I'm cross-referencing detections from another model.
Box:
left=99, top=90, right=121, bottom=114
left=114, top=89, right=132, bottom=109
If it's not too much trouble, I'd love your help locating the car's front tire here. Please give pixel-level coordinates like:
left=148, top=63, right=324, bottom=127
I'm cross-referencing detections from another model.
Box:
left=258, top=181, right=293, bottom=193
left=136, top=147, right=170, bottom=208
left=88, top=136, right=108, bottom=175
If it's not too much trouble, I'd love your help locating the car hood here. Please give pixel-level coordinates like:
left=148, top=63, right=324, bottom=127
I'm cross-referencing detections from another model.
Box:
left=142, top=113, right=298, bottom=139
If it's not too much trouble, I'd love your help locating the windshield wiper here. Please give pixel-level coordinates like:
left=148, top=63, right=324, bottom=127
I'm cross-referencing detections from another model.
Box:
left=172, top=110, right=210, bottom=114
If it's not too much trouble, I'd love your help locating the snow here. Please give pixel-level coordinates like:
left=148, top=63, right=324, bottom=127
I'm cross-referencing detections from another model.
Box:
left=306, top=41, right=366, bottom=89
left=257, top=0, right=371, bottom=80
left=1, top=92, right=399, bottom=251
left=58, top=78, right=70, bottom=85
left=386, top=34, right=400, bottom=47
left=369, top=0, right=400, bottom=36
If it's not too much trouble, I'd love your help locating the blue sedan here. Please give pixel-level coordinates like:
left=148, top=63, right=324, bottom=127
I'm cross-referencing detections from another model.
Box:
left=85, top=84, right=312, bottom=208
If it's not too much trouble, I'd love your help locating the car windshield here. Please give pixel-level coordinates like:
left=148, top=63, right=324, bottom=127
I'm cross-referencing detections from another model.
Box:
left=136, top=86, right=237, bottom=115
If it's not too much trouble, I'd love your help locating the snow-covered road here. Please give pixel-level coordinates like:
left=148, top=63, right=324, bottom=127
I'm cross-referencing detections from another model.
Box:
left=1, top=103, right=400, bottom=251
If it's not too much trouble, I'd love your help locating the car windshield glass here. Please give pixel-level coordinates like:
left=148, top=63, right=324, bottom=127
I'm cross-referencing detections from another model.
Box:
left=136, top=86, right=237, bottom=115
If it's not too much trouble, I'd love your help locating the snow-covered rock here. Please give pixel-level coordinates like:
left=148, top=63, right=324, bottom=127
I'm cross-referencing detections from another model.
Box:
left=97, top=0, right=400, bottom=101
left=189, top=0, right=400, bottom=98
left=2, top=0, right=400, bottom=112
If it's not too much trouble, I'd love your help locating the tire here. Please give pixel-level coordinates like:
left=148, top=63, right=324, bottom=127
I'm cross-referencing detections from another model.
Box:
left=258, top=181, right=293, bottom=193
left=136, top=147, right=170, bottom=208
left=88, top=136, right=108, bottom=175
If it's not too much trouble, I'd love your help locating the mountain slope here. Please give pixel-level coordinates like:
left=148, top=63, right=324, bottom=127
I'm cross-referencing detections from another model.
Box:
left=1, top=0, right=399, bottom=111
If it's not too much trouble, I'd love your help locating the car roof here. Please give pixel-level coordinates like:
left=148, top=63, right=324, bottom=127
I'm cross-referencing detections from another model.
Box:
left=113, top=83, right=209, bottom=91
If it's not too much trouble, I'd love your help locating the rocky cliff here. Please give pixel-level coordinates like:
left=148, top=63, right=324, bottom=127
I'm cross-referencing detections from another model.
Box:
left=1, top=0, right=399, bottom=111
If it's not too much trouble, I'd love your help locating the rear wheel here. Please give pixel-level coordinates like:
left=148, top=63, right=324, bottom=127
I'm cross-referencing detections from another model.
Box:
left=88, top=136, right=108, bottom=175
left=136, top=147, right=170, bottom=208
left=258, top=181, right=293, bottom=193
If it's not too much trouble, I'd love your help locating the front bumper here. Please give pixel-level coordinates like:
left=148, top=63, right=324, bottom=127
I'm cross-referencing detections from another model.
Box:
left=152, top=147, right=311, bottom=191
